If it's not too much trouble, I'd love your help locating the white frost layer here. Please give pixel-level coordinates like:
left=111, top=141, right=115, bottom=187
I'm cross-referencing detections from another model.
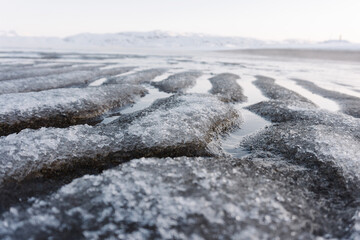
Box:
left=0, top=63, right=104, bottom=81
left=0, top=84, right=145, bottom=116
left=0, top=94, right=240, bottom=184
left=0, top=66, right=134, bottom=94
left=0, top=156, right=326, bottom=239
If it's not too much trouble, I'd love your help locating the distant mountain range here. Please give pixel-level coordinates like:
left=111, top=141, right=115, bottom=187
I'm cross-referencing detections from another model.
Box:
left=0, top=30, right=359, bottom=51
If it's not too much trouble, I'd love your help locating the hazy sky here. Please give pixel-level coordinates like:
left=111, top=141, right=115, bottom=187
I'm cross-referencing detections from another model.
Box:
left=1, top=0, right=360, bottom=42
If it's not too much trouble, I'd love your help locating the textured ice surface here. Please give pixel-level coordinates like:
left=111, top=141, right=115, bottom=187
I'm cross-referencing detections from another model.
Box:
left=0, top=156, right=356, bottom=239
left=0, top=66, right=134, bottom=94
left=254, top=75, right=316, bottom=104
left=242, top=121, right=360, bottom=187
left=209, top=73, right=247, bottom=102
left=248, top=100, right=360, bottom=137
left=0, top=84, right=147, bottom=135
left=0, top=63, right=73, bottom=75
left=151, top=71, right=202, bottom=93
left=248, top=100, right=317, bottom=122
left=247, top=78, right=360, bottom=181
left=0, top=63, right=104, bottom=81
left=294, top=78, right=360, bottom=118
left=2, top=51, right=360, bottom=239
left=243, top=102, right=360, bottom=238
left=0, top=94, right=241, bottom=184
left=105, top=68, right=167, bottom=85
left=244, top=74, right=360, bottom=238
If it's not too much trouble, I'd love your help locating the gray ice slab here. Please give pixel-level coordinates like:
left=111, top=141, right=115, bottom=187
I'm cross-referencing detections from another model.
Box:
left=0, top=155, right=356, bottom=239
left=0, top=94, right=241, bottom=184
left=0, top=84, right=147, bottom=135
left=151, top=71, right=202, bottom=93
left=209, top=73, right=247, bottom=102
left=105, top=68, right=168, bottom=85
left=0, top=67, right=134, bottom=94
left=294, top=78, right=360, bottom=118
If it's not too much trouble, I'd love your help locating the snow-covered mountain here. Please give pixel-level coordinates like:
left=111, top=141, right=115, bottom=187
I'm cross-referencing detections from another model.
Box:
left=0, top=30, right=359, bottom=51
left=63, top=30, right=269, bottom=50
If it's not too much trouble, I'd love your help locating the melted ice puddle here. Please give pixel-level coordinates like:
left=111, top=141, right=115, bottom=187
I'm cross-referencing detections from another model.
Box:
left=89, top=77, right=107, bottom=86
left=100, top=85, right=171, bottom=124
left=222, top=109, right=269, bottom=158
left=187, top=74, right=212, bottom=93
left=221, top=76, right=270, bottom=158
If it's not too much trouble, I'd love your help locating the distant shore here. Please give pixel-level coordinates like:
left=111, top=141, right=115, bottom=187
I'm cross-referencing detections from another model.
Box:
left=222, top=48, right=360, bottom=62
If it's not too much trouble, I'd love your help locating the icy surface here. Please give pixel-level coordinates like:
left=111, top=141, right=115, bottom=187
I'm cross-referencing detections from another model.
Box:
left=0, top=155, right=357, bottom=239
left=242, top=121, right=360, bottom=187
left=1, top=50, right=360, bottom=239
left=209, top=73, right=247, bottom=102
left=0, top=84, right=147, bottom=135
left=0, top=94, right=241, bottom=184
left=151, top=71, right=202, bottom=93
left=0, top=63, right=73, bottom=75
left=105, top=68, right=168, bottom=85
left=0, top=66, right=134, bottom=94
left=294, top=78, right=360, bottom=118
left=253, top=75, right=316, bottom=104
left=0, top=64, right=104, bottom=81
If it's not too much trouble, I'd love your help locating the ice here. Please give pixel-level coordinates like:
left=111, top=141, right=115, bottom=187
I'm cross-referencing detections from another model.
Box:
left=0, top=155, right=356, bottom=239
left=294, top=78, right=360, bottom=118
left=0, top=63, right=73, bottom=74
left=208, top=73, right=247, bottom=102
left=253, top=75, right=316, bottom=104
left=0, top=66, right=134, bottom=94
left=0, top=84, right=147, bottom=135
left=246, top=74, right=360, bottom=184
left=1, top=50, right=360, bottom=239
left=247, top=100, right=318, bottom=122
left=151, top=71, right=202, bottom=93
left=275, top=78, right=340, bottom=111
left=0, top=63, right=104, bottom=81
left=105, top=68, right=168, bottom=85
left=0, top=94, right=241, bottom=184
left=242, top=121, right=360, bottom=188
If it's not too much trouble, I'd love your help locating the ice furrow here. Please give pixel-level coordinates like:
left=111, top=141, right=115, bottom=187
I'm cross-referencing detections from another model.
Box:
left=293, top=78, right=360, bottom=118
left=254, top=75, right=316, bottom=105
left=209, top=73, right=247, bottom=102
left=151, top=71, right=202, bottom=93
left=0, top=63, right=105, bottom=81
left=0, top=67, right=134, bottom=94
left=0, top=84, right=147, bottom=136
left=105, top=68, right=168, bottom=85
left=0, top=94, right=241, bottom=185
left=0, top=155, right=356, bottom=239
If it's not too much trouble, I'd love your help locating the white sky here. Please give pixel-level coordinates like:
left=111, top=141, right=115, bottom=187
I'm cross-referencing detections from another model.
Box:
left=1, top=0, right=360, bottom=42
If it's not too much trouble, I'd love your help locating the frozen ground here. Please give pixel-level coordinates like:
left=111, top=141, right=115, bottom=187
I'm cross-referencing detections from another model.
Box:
left=0, top=50, right=360, bottom=239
